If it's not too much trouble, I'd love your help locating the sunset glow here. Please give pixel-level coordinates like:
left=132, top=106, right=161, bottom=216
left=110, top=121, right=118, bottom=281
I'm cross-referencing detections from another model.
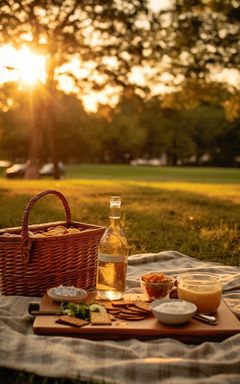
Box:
left=0, top=45, right=46, bottom=86
left=0, top=40, right=239, bottom=113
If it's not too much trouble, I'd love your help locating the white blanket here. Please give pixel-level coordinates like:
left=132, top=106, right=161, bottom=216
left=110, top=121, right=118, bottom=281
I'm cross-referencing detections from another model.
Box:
left=0, top=251, right=240, bottom=384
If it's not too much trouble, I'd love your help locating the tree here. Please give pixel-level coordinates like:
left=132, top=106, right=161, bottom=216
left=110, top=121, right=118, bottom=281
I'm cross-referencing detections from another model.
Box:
left=56, top=92, right=105, bottom=163
left=156, top=0, right=240, bottom=121
left=187, top=104, right=231, bottom=165
left=140, top=96, right=173, bottom=160
left=0, top=84, right=30, bottom=161
left=163, top=0, right=240, bottom=79
left=102, top=89, right=147, bottom=163
left=0, top=0, right=158, bottom=178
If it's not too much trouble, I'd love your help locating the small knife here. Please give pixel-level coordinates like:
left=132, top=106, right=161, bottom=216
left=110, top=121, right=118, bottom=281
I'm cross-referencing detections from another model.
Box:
left=28, top=302, right=62, bottom=316
left=194, top=313, right=217, bottom=325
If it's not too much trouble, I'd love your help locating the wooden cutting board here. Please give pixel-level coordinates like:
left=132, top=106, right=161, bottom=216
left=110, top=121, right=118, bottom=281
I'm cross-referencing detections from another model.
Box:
left=33, top=293, right=240, bottom=343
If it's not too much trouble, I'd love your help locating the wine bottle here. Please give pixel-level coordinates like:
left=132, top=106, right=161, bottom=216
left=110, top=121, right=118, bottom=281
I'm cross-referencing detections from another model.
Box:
left=96, top=196, right=129, bottom=300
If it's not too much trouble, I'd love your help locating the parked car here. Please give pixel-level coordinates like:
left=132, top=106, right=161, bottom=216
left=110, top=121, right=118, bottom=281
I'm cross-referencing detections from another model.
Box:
left=39, top=162, right=65, bottom=177
left=5, top=163, right=27, bottom=178
left=5, top=162, right=64, bottom=178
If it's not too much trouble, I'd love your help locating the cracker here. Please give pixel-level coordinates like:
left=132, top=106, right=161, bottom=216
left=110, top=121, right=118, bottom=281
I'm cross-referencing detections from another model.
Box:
left=117, top=313, right=148, bottom=321
left=111, top=300, right=133, bottom=307
left=102, top=302, right=115, bottom=310
left=117, top=310, right=147, bottom=317
left=127, top=305, right=150, bottom=314
left=55, top=225, right=67, bottom=230
left=133, top=301, right=151, bottom=313
left=56, top=315, right=89, bottom=327
left=90, top=312, right=112, bottom=325
left=67, top=227, right=81, bottom=234
left=118, top=308, right=146, bottom=315
left=107, top=309, right=122, bottom=314
left=45, top=226, right=68, bottom=236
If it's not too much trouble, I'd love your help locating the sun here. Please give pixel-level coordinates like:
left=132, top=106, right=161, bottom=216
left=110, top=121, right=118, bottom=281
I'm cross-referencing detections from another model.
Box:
left=15, top=46, right=46, bottom=86
left=0, top=45, right=46, bottom=86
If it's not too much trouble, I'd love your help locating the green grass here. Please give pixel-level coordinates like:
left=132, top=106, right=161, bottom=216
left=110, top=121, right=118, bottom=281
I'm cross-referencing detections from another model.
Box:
left=66, top=164, right=240, bottom=183
left=0, top=165, right=240, bottom=384
left=0, top=165, right=239, bottom=266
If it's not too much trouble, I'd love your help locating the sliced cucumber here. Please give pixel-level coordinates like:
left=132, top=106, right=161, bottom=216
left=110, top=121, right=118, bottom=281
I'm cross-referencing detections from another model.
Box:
left=89, top=303, right=107, bottom=313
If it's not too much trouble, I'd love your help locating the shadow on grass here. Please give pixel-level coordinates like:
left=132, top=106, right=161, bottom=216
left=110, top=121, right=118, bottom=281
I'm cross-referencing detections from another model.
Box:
left=0, top=191, right=74, bottom=229
left=0, top=184, right=239, bottom=266
left=77, top=185, right=240, bottom=266
left=130, top=185, right=239, bottom=264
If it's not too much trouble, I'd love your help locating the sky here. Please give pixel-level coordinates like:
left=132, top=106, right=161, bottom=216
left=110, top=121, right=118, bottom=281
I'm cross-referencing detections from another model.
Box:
left=149, top=0, right=171, bottom=12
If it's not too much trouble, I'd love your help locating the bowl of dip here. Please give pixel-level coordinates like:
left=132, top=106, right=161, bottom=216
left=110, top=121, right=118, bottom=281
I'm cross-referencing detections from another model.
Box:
left=150, top=298, right=197, bottom=325
left=47, top=285, right=88, bottom=303
left=177, top=273, right=222, bottom=314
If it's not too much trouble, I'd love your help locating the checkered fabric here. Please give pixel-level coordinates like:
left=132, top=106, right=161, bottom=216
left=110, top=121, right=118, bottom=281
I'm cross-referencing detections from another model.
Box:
left=0, top=251, right=240, bottom=384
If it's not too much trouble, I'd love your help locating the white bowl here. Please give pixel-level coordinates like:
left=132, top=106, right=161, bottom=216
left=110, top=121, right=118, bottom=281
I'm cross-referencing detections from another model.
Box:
left=150, top=298, right=197, bottom=325
left=47, top=286, right=88, bottom=303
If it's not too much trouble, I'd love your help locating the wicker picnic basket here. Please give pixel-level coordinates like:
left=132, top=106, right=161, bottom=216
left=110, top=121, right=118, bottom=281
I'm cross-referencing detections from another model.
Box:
left=0, top=189, right=105, bottom=296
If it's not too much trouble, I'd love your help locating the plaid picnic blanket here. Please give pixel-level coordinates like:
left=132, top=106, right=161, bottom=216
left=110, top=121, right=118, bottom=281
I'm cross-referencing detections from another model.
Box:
left=0, top=251, right=240, bottom=384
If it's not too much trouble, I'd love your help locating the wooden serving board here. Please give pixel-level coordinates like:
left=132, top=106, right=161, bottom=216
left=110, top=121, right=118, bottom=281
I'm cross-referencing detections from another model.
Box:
left=33, top=293, right=240, bottom=343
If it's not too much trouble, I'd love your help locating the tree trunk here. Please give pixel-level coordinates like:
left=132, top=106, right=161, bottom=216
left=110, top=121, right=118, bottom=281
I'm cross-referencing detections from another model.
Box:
left=25, top=87, right=43, bottom=179
left=25, top=45, right=61, bottom=180
left=46, top=54, right=60, bottom=180
left=47, top=97, right=60, bottom=180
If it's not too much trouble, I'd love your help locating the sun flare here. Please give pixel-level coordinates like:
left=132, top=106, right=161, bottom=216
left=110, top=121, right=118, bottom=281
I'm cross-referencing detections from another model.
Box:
left=17, top=47, right=46, bottom=85
left=0, top=45, right=46, bottom=86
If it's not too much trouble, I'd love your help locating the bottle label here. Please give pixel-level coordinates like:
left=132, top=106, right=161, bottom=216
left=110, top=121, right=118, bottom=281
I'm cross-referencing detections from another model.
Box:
left=98, top=252, right=124, bottom=263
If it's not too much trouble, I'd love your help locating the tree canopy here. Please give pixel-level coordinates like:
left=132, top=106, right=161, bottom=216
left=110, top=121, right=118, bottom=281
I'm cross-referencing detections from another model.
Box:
left=1, top=87, right=239, bottom=167
left=0, top=0, right=160, bottom=177
left=159, top=0, right=240, bottom=79
left=0, top=0, right=240, bottom=174
left=0, top=0, right=159, bottom=94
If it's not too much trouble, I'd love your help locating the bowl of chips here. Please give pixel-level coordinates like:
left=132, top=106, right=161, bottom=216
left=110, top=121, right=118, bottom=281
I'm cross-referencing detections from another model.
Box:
left=140, top=272, right=175, bottom=301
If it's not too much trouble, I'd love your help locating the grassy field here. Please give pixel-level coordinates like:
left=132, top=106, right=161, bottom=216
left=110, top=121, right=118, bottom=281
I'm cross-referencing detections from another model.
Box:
left=0, top=164, right=239, bottom=265
left=66, top=164, right=240, bottom=183
left=0, top=164, right=240, bottom=384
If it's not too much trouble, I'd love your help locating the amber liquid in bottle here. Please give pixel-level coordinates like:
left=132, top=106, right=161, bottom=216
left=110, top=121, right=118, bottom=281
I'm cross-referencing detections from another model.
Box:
left=96, top=196, right=129, bottom=300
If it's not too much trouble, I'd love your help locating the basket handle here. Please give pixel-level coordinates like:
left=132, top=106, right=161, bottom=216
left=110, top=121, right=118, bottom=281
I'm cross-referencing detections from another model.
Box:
left=21, top=190, right=72, bottom=263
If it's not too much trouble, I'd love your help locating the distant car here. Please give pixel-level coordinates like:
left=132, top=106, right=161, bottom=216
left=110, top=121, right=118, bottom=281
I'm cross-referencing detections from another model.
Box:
left=5, top=162, right=64, bottom=178
left=5, top=163, right=27, bottom=178
left=39, top=162, right=65, bottom=177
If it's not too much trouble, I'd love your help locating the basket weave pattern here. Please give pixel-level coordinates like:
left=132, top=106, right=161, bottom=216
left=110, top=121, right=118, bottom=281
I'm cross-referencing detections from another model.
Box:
left=0, top=190, right=105, bottom=296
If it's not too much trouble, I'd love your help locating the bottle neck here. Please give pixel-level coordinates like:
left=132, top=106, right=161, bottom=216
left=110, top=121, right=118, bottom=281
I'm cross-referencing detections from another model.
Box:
left=109, top=206, right=121, bottom=227
left=109, top=196, right=121, bottom=227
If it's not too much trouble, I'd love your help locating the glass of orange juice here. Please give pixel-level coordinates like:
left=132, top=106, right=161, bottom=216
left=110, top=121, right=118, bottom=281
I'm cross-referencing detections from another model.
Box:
left=177, top=273, right=222, bottom=314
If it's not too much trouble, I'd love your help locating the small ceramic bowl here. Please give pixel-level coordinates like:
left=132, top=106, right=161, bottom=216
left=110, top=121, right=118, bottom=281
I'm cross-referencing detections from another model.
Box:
left=140, top=272, right=174, bottom=300
left=47, top=285, right=88, bottom=303
left=150, top=298, right=197, bottom=325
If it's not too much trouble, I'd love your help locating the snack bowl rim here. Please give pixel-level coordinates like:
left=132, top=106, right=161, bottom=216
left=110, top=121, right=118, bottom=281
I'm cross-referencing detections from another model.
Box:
left=47, top=287, right=88, bottom=303
left=150, top=298, right=197, bottom=325
left=140, top=274, right=175, bottom=285
left=177, top=272, right=222, bottom=286
left=141, top=279, right=174, bottom=287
